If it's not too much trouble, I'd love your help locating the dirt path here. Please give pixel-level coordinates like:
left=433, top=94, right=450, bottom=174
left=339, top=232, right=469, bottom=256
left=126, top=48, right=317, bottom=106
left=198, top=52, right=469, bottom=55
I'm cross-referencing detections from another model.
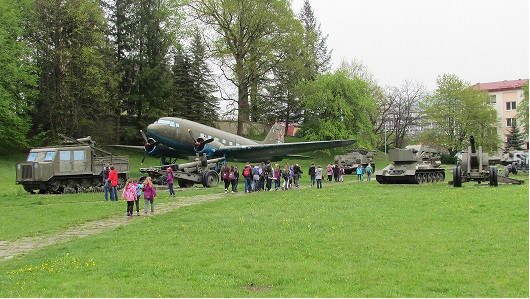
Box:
left=0, top=193, right=224, bottom=262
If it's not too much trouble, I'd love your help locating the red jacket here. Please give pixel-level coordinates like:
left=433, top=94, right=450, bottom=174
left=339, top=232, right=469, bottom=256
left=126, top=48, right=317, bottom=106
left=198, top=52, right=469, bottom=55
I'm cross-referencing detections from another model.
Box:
left=108, top=169, right=118, bottom=187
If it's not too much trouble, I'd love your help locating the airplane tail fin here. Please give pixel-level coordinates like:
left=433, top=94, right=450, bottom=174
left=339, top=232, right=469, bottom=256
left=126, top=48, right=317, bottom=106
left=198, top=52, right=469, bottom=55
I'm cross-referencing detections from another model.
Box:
left=262, top=122, right=284, bottom=144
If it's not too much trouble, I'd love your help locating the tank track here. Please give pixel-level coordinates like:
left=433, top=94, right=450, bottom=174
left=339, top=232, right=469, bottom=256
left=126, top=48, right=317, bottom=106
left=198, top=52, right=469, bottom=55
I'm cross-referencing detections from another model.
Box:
left=376, top=169, right=445, bottom=184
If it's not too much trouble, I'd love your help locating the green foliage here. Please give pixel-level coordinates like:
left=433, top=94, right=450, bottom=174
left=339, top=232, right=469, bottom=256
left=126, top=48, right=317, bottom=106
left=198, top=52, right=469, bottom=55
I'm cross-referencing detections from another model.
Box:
left=298, top=71, right=375, bottom=146
left=505, top=125, right=526, bottom=150
left=420, top=74, right=501, bottom=155
left=0, top=0, right=38, bottom=153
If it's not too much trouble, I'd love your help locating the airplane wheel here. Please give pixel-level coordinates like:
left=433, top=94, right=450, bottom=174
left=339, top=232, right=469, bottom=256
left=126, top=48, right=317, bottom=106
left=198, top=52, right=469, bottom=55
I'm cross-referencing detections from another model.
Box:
left=202, top=170, right=219, bottom=188
left=453, top=166, right=462, bottom=187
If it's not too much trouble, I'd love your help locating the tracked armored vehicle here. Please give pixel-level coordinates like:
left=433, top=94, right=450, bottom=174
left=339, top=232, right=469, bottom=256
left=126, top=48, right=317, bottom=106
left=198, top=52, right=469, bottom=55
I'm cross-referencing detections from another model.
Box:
left=375, top=145, right=445, bottom=184
left=16, top=136, right=130, bottom=194
left=334, top=149, right=375, bottom=174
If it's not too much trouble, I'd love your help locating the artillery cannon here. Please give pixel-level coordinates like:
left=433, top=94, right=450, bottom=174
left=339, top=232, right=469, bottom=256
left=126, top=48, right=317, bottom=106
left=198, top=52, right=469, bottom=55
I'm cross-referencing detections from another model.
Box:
left=451, top=136, right=524, bottom=187
left=139, top=153, right=224, bottom=188
left=375, top=145, right=445, bottom=184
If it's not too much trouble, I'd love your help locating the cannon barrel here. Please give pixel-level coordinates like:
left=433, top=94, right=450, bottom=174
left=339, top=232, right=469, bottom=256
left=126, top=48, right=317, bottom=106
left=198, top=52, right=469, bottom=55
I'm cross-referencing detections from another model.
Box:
left=175, top=157, right=225, bottom=170
left=469, top=135, right=477, bottom=154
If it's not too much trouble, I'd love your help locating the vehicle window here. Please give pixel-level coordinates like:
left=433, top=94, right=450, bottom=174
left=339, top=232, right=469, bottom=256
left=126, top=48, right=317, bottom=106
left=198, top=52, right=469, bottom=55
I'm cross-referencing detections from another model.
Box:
left=74, top=150, right=85, bottom=161
left=44, top=151, right=55, bottom=161
left=59, top=151, right=71, bottom=161
left=156, top=119, right=179, bottom=127
left=27, top=152, right=38, bottom=162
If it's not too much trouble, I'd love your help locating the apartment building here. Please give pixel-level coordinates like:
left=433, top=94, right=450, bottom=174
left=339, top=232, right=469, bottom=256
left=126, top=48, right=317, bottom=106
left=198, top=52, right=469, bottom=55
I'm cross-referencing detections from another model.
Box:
left=474, top=79, right=528, bottom=149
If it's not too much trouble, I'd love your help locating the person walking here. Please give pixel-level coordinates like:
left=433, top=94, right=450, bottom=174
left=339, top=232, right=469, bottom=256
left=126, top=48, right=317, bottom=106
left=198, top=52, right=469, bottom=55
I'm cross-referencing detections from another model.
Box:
left=282, top=163, right=290, bottom=190
left=273, top=164, right=281, bottom=191
left=315, top=165, right=323, bottom=189
left=121, top=178, right=136, bottom=217
left=108, top=165, right=119, bottom=201
left=142, top=177, right=157, bottom=216
left=221, top=163, right=231, bottom=193
left=166, top=167, right=175, bottom=197
left=134, top=179, right=142, bottom=216
left=293, top=163, right=303, bottom=188
left=232, top=165, right=239, bottom=192
left=326, top=164, right=333, bottom=182
left=365, top=163, right=373, bottom=181
left=101, top=165, right=110, bottom=201
left=243, top=162, right=252, bottom=193
left=356, top=164, right=363, bottom=182
left=308, top=162, right=316, bottom=187
left=230, top=165, right=237, bottom=193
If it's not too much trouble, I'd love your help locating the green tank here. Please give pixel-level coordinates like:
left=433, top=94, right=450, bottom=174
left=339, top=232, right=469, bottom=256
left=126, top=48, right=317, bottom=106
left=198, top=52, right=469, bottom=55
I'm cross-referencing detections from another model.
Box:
left=16, top=136, right=130, bottom=194
left=375, top=145, right=445, bottom=184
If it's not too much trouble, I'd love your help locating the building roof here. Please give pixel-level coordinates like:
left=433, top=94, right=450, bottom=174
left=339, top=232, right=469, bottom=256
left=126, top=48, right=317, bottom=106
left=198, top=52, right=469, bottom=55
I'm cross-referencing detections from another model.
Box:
left=474, top=79, right=528, bottom=92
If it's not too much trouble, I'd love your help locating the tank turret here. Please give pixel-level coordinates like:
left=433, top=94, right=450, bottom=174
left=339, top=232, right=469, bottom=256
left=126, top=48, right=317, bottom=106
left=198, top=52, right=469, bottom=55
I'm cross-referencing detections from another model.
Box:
left=375, top=145, right=445, bottom=184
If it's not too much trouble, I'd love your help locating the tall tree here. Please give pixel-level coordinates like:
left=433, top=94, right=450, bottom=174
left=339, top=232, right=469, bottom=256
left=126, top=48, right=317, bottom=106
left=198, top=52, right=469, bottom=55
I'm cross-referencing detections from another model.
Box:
left=298, top=71, right=375, bottom=147
left=0, top=0, right=38, bottom=152
left=112, top=0, right=182, bottom=143
left=190, top=0, right=300, bottom=135
left=298, top=0, right=332, bottom=78
left=505, top=125, right=525, bottom=150
left=189, top=30, right=219, bottom=126
left=30, top=0, right=117, bottom=143
left=419, top=74, right=500, bottom=155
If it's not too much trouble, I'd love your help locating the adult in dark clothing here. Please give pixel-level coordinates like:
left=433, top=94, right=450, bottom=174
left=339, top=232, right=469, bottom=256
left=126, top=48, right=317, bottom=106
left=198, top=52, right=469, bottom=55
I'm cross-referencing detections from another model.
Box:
left=101, top=165, right=110, bottom=201
left=308, top=163, right=316, bottom=187
left=264, top=161, right=273, bottom=191
left=292, top=164, right=303, bottom=188
left=333, top=164, right=340, bottom=182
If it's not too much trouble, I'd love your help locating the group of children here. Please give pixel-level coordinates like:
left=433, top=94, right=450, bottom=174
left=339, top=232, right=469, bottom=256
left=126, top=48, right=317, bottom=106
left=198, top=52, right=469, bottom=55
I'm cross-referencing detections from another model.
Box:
left=121, top=177, right=157, bottom=217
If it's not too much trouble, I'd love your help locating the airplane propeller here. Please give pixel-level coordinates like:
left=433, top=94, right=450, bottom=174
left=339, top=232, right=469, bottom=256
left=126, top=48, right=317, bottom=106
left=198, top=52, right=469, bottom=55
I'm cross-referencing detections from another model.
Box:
left=140, top=130, right=157, bottom=164
left=188, top=129, right=214, bottom=152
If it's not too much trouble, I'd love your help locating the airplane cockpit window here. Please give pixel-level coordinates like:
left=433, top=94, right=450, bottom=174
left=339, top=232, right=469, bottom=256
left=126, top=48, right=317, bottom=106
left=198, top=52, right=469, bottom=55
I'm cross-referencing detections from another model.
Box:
left=156, top=119, right=179, bottom=127
left=44, top=151, right=55, bottom=161
left=27, top=152, right=38, bottom=162
left=200, top=133, right=205, bottom=138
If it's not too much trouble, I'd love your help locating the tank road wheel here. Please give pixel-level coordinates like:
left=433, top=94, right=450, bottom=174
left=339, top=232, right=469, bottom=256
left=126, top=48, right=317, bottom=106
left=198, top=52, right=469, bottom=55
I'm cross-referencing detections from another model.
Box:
left=453, top=166, right=462, bottom=187
left=415, top=173, right=422, bottom=184
left=178, top=179, right=194, bottom=188
left=489, top=166, right=498, bottom=187
left=202, top=170, right=219, bottom=188
left=427, top=173, right=434, bottom=183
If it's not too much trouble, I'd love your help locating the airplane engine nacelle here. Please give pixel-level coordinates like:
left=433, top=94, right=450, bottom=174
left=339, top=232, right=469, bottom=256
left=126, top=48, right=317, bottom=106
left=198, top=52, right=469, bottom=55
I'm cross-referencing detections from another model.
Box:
left=198, top=141, right=224, bottom=158
left=146, top=144, right=181, bottom=159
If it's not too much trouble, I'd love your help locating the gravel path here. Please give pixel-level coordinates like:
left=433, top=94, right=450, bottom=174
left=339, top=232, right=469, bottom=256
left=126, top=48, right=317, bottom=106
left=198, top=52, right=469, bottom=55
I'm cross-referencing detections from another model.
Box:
left=0, top=193, right=224, bottom=262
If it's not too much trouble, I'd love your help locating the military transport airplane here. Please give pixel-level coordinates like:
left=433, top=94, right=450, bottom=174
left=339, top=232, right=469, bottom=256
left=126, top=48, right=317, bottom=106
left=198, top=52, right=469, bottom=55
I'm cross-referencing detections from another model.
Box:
left=134, top=117, right=356, bottom=163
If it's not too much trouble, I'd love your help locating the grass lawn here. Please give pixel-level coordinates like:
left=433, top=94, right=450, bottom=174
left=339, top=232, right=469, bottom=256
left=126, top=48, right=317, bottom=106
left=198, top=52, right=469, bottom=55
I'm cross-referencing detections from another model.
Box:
left=0, top=152, right=528, bottom=297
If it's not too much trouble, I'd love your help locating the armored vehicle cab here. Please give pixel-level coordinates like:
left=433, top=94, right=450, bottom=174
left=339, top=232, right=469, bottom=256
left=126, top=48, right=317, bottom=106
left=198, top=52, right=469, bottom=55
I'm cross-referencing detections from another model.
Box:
left=375, top=145, right=445, bottom=184
left=16, top=137, right=130, bottom=194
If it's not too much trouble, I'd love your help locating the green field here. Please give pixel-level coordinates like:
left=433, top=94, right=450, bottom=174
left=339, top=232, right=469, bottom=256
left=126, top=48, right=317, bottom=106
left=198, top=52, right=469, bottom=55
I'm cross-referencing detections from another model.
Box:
left=1, top=152, right=528, bottom=297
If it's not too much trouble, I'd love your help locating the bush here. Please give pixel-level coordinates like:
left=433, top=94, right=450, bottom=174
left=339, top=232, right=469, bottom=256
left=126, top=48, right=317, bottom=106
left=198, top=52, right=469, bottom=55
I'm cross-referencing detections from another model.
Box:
left=441, top=153, right=456, bottom=164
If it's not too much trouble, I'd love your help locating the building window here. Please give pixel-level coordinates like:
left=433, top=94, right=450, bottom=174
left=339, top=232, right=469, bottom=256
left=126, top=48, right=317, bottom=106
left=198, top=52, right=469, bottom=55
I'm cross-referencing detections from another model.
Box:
left=506, top=118, right=516, bottom=127
left=506, top=101, right=516, bottom=110
left=489, top=95, right=496, bottom=104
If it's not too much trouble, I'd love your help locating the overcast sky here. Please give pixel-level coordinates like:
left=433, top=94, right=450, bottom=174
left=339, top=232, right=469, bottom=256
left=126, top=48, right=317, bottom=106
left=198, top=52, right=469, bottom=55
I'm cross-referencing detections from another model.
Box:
left=291, top=0, right=529, bottom=91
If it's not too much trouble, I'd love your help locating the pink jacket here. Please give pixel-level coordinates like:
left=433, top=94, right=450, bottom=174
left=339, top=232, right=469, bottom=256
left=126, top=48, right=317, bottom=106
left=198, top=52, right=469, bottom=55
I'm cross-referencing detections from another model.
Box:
left=142, top=184, right=157, bottom=199
left=121, top=184, right=137, bottom=201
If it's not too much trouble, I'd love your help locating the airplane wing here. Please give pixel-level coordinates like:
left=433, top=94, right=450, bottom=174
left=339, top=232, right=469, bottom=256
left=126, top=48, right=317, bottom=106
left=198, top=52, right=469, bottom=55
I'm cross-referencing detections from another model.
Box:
left=218, top=140, right=356, bottom=162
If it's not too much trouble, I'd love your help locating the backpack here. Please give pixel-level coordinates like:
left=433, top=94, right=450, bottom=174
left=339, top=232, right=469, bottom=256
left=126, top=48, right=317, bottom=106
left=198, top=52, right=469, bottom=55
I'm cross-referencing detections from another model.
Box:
left=243, top=167, right=251, bottom=178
